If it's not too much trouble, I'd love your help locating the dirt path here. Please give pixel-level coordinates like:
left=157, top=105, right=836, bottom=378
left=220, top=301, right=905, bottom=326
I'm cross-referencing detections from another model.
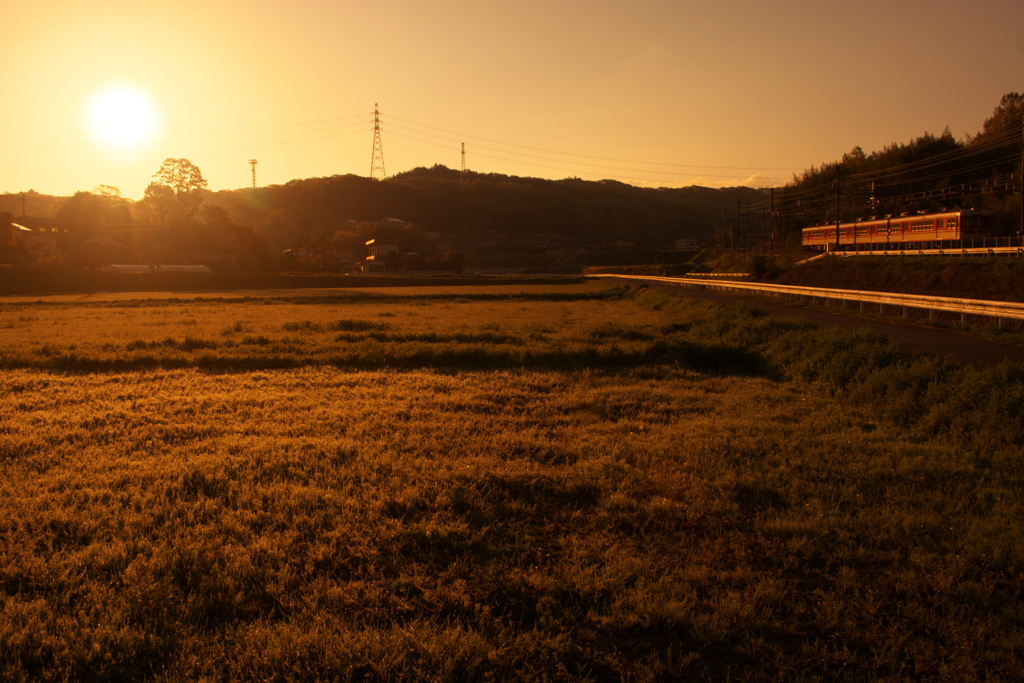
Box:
left=640, top=281, right=1024, bottom=366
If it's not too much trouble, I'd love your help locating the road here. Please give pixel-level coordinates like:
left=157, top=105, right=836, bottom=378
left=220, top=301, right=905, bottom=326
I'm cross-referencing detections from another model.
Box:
left=636, top=280, right=1024, bottom=366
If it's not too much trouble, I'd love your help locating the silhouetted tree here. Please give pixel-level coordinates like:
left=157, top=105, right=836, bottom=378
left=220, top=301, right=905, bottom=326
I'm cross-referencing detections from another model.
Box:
left=152, top=158, right=207, bottom=218
left=0, top=212, right=13, bottom=246
left=974, top=92, right=1024, bottom=142
left=201, top=205, right=269, bottom=267
left=93, top=185, right=121, bottom=198
left=441, top=249, right=466, bottom=274
left=138, top=182, right=179, bottom=229
left=57, top=191, right=133, bottom=232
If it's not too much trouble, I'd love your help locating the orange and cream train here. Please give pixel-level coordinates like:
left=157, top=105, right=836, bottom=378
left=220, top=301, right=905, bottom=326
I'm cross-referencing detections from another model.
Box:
left=801, top=209, right=992, bottom=251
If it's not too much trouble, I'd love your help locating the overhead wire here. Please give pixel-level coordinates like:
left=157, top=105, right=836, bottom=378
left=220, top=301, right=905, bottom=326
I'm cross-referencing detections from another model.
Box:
left=385, top=120, right=788, bottom=183
left=386, top=128, right=671, bottom=183
left=4, top=104, right=1018, bottom=205
left=386, top=114, right=805, bottom=173
left=775, top=128, right=1022, bottom=204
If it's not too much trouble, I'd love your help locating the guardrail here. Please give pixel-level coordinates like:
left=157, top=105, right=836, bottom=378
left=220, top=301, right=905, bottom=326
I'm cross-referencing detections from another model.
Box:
left=594, top=273, right=1024, bottom=326
left=794, top=253, right=828, bottom=265
left=827, top=247, right=1024, bottom=258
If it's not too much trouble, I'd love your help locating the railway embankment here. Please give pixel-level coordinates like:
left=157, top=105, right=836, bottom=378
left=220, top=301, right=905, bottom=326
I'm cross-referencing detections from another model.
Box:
left=767, top=256, right=1024, bottom=303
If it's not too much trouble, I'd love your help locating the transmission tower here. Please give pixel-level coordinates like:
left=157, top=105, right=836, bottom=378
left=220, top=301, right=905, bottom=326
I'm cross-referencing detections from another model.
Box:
left=249, top=159, right=258, bottom=190
left=370, top=103, right=386, bottom=180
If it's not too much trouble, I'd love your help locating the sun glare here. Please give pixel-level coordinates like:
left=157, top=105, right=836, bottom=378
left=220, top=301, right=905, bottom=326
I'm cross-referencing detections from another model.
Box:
left=88, top=85, right=158, bottom=150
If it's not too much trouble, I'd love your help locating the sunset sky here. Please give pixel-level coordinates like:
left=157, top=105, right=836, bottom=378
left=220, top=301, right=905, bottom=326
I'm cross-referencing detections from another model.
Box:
left=3, top=0, right=1023, bottom=201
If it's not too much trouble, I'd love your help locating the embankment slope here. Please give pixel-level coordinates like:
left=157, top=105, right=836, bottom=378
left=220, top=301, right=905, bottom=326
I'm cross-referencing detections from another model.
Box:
left=771, top=257, right=1024, bottom=303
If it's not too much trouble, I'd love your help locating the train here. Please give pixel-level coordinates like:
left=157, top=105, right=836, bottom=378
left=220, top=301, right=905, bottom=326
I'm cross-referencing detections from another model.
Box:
left=801, top=208, right=992, bottom=251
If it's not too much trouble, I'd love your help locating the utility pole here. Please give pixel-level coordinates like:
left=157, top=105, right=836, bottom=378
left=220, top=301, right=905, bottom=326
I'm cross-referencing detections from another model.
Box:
left=721, top=206, right=727, bottom=249
left=302, top=222, right=310, bottom=268
left=20, top=194, right=26, bottom=218
left=769, top=187, right=775, bottom=254
left=736, top=198, right=741, bottom=249
left=1019, top=120, right=1023, bottom=250
left=461, top=142, right=466, bottom=182
left=834, top=168, right=842, bottom=252
left=757, top=209, right=763, bottom=251
left=249, top=159, right=258, bottom=191
left=370, top=104, right=386, bottom=181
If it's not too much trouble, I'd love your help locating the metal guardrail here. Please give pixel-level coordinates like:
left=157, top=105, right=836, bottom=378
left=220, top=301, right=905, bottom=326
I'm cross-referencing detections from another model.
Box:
left=829, top=247, right=1024, bottom=258
left=594, top=273, right=1024, bottom=325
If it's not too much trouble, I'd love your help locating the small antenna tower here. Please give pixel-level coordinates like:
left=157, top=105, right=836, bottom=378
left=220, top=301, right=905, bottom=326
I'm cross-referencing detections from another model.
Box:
left=370, top=103, right=386, bottom=180
left=249, top=159, right=258, bottom=190
left=461, top=142, right=466, bottom=181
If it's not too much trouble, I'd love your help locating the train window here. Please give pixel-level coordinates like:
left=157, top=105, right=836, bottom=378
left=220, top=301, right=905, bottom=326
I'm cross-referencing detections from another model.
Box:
left=948, top=218, right=958, bottom=229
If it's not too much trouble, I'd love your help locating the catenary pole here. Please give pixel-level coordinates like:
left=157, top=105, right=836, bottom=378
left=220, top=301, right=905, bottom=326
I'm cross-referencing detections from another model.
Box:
left=835, top=168, right=841, bottom=252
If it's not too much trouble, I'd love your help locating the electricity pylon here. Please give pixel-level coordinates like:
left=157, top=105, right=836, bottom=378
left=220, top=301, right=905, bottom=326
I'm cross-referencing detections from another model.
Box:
left=370, top=104, right=386, bottom=181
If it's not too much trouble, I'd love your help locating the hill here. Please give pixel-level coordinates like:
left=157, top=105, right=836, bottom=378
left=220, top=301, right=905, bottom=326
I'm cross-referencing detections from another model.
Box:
left=205, top=166, right=765, bottom=255
left=0, top=191, right=64, bottom=220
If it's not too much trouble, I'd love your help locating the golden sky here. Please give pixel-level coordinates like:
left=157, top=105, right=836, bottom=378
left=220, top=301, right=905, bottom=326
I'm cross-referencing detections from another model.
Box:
left=3, top=0, right=1023, bottom=200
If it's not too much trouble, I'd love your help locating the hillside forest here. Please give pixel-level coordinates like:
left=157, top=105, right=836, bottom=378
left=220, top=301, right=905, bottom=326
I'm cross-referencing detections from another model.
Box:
left=1, top=92, right=1021, bottom=271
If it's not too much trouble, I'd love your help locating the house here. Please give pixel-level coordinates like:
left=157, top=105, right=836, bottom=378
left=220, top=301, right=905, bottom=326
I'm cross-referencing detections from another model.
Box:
left=365, top=238, right=414, bottom=262
left=674, top=238, right=701, bottom=250
left=362, top=238, right=419, bottom=273
left=77, top=236, right=132, bottom=268
left=12, top=221, right=66, bottom=256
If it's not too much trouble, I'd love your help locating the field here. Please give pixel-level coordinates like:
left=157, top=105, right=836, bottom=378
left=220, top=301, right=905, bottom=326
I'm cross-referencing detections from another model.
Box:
left=2, top=282, right=1023, bottom=681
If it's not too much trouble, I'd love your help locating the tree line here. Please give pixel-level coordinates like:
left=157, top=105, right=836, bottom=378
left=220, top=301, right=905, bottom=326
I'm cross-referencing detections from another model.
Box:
left=11, top=92, right=1020, bottom=268
left=52, top=159, right=271, bottom=269
left=205, top=167, right=764, bottom=260
left=768, top=92, right=1024, bottom=240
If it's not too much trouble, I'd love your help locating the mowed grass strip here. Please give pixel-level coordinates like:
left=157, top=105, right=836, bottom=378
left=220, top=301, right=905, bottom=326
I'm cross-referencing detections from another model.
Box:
left=0, top=285, right=1022, bottom=681
left=0, top=286, right=766, bottom=375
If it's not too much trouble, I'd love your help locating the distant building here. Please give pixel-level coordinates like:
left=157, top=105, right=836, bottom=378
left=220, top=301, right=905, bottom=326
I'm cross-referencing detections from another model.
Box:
left=78, top=236, right=131, bottom=268
left=674, top=238, right=701, bottom=250
left=365, top=238, right=413, bottom=261
left=12, top=220, right=66, bottom=256
left=101, top=264, right=213, bottom=274
left=362, top=238, right=418, bottom=273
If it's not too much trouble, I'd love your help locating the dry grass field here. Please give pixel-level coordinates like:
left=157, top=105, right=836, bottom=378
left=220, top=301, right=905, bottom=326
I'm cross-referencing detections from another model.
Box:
left=1, top=283, right=1023, bottom=681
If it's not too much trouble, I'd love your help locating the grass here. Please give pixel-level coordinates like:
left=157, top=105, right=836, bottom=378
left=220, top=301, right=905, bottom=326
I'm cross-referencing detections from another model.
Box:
left=1, top=283, right=1023, bottom=681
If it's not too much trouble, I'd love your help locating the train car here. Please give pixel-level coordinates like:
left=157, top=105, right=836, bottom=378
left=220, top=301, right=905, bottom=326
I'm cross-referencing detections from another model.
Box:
left=802, top=209, right=991, bottom=251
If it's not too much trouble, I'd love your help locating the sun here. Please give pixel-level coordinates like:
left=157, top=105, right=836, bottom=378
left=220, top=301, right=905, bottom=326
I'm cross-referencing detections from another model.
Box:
left=88, top=85, right=158, bottom=150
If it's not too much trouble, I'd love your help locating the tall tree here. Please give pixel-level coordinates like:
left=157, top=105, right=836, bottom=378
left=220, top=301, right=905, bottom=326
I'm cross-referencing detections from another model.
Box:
left=975, top=92, right=1024, bottom=142
left=138, top=182, right=178, bottom=229
left=151, top=158, right=207, bottom=218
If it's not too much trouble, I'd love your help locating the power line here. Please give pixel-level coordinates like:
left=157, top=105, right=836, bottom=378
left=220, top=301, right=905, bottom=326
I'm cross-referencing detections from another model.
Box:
left=385, top=116, right=803, bottom=173
left=386, top=126, right=785, bottom=182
